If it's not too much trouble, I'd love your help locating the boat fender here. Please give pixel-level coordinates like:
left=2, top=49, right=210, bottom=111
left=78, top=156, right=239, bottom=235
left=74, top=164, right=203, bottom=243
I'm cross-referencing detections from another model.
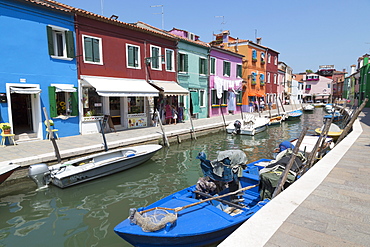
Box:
left=126, top=153, right=135, bottom=158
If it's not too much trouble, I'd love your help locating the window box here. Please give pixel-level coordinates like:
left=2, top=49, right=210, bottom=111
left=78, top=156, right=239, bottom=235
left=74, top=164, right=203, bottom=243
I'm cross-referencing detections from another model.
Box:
left=261, top=60, right=265, bottom=64
left=260, top=82, right=265, bottom=86
left=251, top=81, right=257, bottom=86
left=252, top=58, right=257, bottom=62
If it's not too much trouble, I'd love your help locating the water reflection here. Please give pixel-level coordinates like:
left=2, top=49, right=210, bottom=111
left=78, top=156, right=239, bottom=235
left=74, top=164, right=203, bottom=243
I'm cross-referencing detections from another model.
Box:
left=0, top=108, right=327, bottom=247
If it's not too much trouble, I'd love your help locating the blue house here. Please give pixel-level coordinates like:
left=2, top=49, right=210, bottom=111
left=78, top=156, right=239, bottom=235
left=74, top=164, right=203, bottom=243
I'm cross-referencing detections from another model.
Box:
left=0, top=0, right=79, bottom=141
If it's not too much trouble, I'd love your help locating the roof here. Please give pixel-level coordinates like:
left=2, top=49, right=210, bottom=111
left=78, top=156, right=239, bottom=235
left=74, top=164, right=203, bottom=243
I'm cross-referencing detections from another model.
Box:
left=33, top=0, right=177, bottom=41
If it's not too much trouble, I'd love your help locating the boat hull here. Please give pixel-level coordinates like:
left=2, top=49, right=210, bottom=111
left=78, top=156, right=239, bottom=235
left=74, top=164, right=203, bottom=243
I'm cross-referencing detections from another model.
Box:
left=226, top=118, right=269, bottom=135
left=0, top=165, right=19, bottom=185
left=286, top=110, right=303, bottom=121
left=50, top=144, right=162, bottom=188
left=114, top=159, right=271, bottom=247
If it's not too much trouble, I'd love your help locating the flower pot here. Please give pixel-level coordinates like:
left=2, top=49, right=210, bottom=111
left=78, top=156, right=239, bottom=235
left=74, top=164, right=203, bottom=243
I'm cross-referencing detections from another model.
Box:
left=3, top=129, right=11, bottom=134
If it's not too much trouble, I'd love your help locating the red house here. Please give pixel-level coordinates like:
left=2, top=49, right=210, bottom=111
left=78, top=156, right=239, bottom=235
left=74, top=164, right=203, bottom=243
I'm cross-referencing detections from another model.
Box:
left=265, top=48, right=280, bottom=108
left=69, top=8, right=178, bottom=133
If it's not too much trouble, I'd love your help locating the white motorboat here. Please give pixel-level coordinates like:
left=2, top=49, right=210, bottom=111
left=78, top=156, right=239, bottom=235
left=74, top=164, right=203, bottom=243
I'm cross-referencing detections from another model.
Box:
left=303, top=104, right=314, bottom=111
left=28, top=144, right=162, bottom=188
left=0, top=164, right=19, bottom=185
left=226, top=114, right=270, bottom=136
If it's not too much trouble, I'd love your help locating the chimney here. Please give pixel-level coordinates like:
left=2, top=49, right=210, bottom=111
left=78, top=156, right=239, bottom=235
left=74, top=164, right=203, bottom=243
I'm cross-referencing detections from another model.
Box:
left=256, top=37, right=262, bottom=45
left=350, top=64, right=356, bottom=75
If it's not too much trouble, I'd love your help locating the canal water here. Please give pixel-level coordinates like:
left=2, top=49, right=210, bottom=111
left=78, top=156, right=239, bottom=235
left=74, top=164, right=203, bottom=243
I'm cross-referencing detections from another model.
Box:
left=0, top=108, right=327, bottom=247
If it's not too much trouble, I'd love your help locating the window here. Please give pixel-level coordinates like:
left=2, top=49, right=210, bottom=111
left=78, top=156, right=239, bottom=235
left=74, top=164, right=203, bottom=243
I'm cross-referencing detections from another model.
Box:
left=165, top=49, right=174, bottom=71
left=236, top=90, right=242, bottom=104
left=261, top=52, right=265, bottom=63
left=210, top=57, right=216, bottom=75
left=47, top=25, right=75, bottom=60
left=178, top=53, right=188, bottom=72
left=199, top=90, right=205, bottom=107
left=252, top=49, right=257, bottom=61
left=221, top=91, right=228, bottom=105
left=211, top=90, right=218, bottom=105
left=82, top=87, right=103, bottom=117
left=199, top=57, right=207, bottom=75
left=83, top=35, right=102, bottom=64
left=49, top=85, right=78, bottom=118
left=127, top=44, right=140, bottom=69
left=251, top=72, right=257, bottom=85
left=223, top=61, right=231, bottom=77
left=267, top=72, right=271, bottom=83
left=268, top=54, right=271, bottom=63
left=150, top=45, right=161, bottom=70
left=260, top=74, right=265, bottom=84
left=128, top=97, right=145, bottom=114
left=274, top=56, right=278, bottom=65
left=237, top=64, right=242, bottom=78
left=274, top=74, right=277, bottom=84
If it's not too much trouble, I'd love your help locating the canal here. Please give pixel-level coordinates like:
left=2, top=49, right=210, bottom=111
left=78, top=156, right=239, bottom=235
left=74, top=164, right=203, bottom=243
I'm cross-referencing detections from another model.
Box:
left=0, top=108, right=327, bottom=247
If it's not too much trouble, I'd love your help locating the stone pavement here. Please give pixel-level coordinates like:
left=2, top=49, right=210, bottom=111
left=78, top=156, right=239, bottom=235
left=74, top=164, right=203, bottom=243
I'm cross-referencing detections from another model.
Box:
left=219, top=108, right=370, bottom=247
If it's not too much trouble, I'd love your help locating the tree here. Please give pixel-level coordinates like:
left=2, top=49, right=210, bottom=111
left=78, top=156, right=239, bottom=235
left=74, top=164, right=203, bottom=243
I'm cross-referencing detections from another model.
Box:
left=306, top=69, right=313, bottom=73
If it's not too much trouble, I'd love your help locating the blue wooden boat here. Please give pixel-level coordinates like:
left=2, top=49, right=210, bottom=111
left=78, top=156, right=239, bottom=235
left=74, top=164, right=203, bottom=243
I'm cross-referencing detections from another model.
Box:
left=286, top=110, right=303, bottom=121
left=114, top=157, right=271, bottom=247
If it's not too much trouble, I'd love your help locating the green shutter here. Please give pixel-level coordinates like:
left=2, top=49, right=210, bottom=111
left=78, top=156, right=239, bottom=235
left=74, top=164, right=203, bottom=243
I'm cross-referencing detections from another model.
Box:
left=84, top=37, right=93, bottom=62
left=71, top=89, right=78, bottom=116
left=93, top=39, right=100, bottom=62
left=190, top=91, right=200, bottom=114
left=47, top=26, right=54, bottom=56
left=48, top=86, right=57, bottom=118
left=184, top=54, right=188, bottom=72
left=66, top=31, right=75, bottom=58
left=204, top=59, right=208, bottom=75
left=199, top=58, right=202, bottom=74
left=177, top=54, right=181, bottom=71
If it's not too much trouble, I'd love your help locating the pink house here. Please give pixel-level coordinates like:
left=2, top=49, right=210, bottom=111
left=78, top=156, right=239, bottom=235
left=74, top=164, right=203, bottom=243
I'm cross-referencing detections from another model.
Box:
left=209, top=46, right=244, bottom=117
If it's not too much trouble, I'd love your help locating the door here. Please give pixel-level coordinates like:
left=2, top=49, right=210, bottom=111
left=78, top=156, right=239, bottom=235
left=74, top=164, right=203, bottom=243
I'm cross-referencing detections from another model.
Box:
left=109, top=97, right=121, bottom=125
left=10, top=93, right=33, bottom=134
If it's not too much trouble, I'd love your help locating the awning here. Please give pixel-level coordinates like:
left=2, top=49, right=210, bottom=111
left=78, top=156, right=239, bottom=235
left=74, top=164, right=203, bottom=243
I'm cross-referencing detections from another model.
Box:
left=10, top=86, right=41, bottom=94
left=149, top=80, right=189, bottom=96
left=81, top=75, right=159, bottom=97
left=51, top=84, right=77, bottom=93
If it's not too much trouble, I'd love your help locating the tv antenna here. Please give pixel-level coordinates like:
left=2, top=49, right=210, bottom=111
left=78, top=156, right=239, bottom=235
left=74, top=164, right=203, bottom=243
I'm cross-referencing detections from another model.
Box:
left=151, top=5, right=164, bottom=30
left=215, top=16, right=226, bottom=32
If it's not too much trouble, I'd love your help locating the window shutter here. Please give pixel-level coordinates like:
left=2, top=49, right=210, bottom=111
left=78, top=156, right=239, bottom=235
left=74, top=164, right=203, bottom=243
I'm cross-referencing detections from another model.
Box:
left=71, top=89, right=78, bottom=116
left=66, top=31, right=75, bottom=58
left=184, top=54, right=188, bottom=72
left=92, top=39, right=100, bottom=62
left=47, top=26, right=55, bottom=56
left=84, top=37, right=93, bottom=62
left=48, top=86, right=57, bottom=118
left=199, top=58, right=202, bottom=74
left=204, top=59, right=208, bottom=75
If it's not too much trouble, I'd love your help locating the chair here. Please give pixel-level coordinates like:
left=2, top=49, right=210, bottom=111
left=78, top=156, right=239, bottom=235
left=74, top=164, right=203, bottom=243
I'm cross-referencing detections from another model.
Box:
left=45, top=120, right=59, bottom=140
left=0, top=123, right=16, bottom=146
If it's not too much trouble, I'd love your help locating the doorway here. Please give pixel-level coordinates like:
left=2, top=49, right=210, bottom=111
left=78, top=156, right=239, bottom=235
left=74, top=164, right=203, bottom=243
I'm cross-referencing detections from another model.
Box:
left=10, top=93, right=34, bottom=134
left=109, top=97, right=121, bottom=126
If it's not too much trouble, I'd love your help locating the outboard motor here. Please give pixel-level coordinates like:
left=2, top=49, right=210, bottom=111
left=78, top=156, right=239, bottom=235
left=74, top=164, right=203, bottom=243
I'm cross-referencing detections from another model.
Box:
left=233, top=120, right=242, bottom=135
left=28, top=163, right=51, bottom=189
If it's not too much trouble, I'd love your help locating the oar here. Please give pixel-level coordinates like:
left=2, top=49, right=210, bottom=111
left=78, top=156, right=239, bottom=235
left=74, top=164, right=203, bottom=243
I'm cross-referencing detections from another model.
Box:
left=139, top=184, right=257, bottom=214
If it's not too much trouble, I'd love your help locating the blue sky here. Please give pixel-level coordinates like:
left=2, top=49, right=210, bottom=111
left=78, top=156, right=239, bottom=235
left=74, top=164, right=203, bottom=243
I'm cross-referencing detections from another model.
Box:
left=58, top=0, right=370, bottom=74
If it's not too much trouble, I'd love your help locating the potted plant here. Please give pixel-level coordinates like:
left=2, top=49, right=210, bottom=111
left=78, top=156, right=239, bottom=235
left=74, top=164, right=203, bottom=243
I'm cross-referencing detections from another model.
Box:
left=2, top=124, right=11, bottom=134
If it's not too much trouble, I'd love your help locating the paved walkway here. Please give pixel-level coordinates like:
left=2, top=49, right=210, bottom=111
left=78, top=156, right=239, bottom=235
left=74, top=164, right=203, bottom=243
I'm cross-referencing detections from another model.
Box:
left=220, top=108, right=370, bottom=246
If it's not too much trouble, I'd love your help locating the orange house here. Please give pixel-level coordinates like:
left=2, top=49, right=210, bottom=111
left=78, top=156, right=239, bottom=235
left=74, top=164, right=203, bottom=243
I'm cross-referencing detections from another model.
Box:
left=212, top=31, right=267, bottom=112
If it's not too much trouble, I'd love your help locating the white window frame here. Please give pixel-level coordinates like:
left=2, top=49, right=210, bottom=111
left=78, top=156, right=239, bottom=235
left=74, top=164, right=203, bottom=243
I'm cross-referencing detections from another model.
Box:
left=150, top=45, right=162, bottom=70
left=274, top=56, right=278, bottom=65
left=223, top=60, right=231, bottom=77
left=274, top=74, right=277, bottom=84
left=236, top=63, right=242, bottom=78
left=199, top=57, right=207, bottom=76
left=268, top=53, right=271, bottom=63
left=165, top=48, right=175, bottom=72
left=267, top=72, right=271, bottom=83
left=126, top=43, right=141, bottom=69
left=82, top=34, right=103, bottom=65
left=199, top=90, right=206, bottom=107
left=178, top=52, right=187, bottom=73
left=48, top=25, right=72, bottom=61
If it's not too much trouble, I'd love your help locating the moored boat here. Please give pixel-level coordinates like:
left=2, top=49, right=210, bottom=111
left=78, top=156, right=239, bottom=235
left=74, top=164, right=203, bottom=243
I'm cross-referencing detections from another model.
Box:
left=226, top=115, right=270, bottom=135
left=268, top=115, right=284, bottom=125
left=0, top=164, right=19, bottom=185
left=114, top=151, right=271, bottom=247
left=28, top=144, right=162, bottom=188
left=302, top=104, right=314, bottom=112
left=315, top=123, right=343, bottom=141
left=286, top=110, right=303, bottom=121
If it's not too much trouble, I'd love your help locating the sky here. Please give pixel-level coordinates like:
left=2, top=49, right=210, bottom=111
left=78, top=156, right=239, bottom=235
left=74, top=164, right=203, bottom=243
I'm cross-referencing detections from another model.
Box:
left=57, top=0, right=370, bottom=74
